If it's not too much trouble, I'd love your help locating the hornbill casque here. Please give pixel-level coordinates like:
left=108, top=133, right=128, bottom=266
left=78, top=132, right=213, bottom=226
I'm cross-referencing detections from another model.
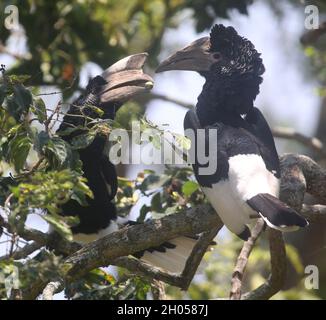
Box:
left=156, top=24, right=309, bottom=240
left=55, top=54, right=199, bottom=273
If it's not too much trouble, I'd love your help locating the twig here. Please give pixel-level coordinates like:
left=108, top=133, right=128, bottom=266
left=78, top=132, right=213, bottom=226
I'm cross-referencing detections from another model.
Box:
left=229, top=219, right=265, bottom=300
left=180, top=227, right=220, bottom=290
left=140, top=91, right=326, bottom=158
left=114, top=256, right=181, bottom=286
left=241, top=229, right=286, bottom=300
left=0, top=241, right=42, bottom=262
left=42, top=281, right=64, bottom=300
left=146, top=92, right=194, bottom=109
left=44, top=102, right=62, bottom=132
left=272, top=127, right=326, bottom=158
left=151, top=280, right=166, bottom=300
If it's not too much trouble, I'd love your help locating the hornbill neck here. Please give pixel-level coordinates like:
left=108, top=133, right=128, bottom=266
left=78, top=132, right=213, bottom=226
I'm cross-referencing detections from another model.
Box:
left=195, top=72, right=262, bottom=127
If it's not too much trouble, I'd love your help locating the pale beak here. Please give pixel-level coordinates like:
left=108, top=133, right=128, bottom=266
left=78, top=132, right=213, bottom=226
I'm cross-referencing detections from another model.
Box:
left=100, top=53, right=154, bottom=103
left=156, top=37, right=216, bottom=73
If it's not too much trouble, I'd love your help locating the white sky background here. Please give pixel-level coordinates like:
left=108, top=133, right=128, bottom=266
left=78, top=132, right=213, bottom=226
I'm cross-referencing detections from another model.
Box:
left=0, top=0, right=322, bottom=298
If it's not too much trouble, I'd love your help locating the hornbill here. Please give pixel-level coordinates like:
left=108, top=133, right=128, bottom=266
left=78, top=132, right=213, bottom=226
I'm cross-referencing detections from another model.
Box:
left=56, top=54, right=199, bottom=273
left=156, top=24, right=308, bottom=240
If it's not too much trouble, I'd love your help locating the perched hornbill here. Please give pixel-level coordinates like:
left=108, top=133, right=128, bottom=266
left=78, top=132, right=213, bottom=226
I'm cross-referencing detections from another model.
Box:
left=156, top=24, right=308, bottom=240
left=57, top=53, right=154, bottom=242
left=56, top=54, right=198, bottom=273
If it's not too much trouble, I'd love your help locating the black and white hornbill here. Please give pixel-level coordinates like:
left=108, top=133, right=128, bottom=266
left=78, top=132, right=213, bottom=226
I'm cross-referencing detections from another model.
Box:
left=56, top=54, right=199, bottom=273
left=57, top=53, right=153, bottom=242
left=156, top=24, right=308, bottom=240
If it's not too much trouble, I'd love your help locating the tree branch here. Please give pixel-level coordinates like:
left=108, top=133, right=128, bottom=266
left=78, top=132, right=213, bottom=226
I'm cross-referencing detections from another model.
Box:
left=272, top=127, right=326, bottom=158
left=0, top=241, right=42, bottom=262
left=141, top=92, right=326, bottom=158
left=1, top=153, right=325, bottom=300
left=241, top=229, right=286, bottom=300
left=229, top=219, right=265, bottom=300
left=280, top=154, right=326, bottom=210
left=42, top=281, right=64, bottom=300
left=63, top=204, right=221, bottom=283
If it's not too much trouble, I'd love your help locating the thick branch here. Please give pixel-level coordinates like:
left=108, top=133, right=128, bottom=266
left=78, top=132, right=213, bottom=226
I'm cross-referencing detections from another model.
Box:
left=280, top=154, right=326, bottom=210
left=63, top=204, right=221, bottom=282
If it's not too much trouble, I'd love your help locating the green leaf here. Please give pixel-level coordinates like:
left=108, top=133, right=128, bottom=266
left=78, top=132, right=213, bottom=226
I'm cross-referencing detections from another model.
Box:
left=7, top=75, right=31, bottom=84
left=7, top=129, right=32, bottom=171
left=149, top=134, right=161, bottom=149
left=13, top=84, right=33, bottom=110
left=174, top=134, right=191, bottom=150
left=41, top=214, right=73, bottom=241
left=139, top=174, right=170, bottom=192
left=5, top=84, right=33, bottom=120
left=42, top=136, right=79, bottom=169
left=151, top=192, right=162, bottom=212
left=70, top=131, right=96, bottom=149
left=33, top=98, right=47, bottom=123
left=182, top=181, right=199, bottom=196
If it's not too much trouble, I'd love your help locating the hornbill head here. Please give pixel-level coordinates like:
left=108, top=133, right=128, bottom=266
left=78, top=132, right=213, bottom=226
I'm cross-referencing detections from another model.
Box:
left=76, top=53, right=154, bottom=119
left=156, top=24, right=264, bottom=77
left=100, top=53, right=153, bottom=105
left=156, top=24, right=265, bottom=114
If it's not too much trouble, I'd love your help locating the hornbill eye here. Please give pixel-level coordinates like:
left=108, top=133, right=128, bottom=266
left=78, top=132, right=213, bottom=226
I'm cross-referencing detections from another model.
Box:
left=213, top=52, right=222, bottom=60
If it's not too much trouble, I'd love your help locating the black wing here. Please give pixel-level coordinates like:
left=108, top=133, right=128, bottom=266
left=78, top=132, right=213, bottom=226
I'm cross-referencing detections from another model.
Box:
left=184, top=108, right=280, bottom=187
left=245, top=107, right=280, bottom=178
left=100, top=156, right=118, bottom=201
left=184, top=109, right=229, bottom=187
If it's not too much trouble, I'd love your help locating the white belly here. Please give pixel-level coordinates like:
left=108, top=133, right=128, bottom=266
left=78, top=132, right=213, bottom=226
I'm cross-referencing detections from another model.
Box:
left=202, top=154, right=280, bottom=235
left=73, top=219, right=119, bottom=244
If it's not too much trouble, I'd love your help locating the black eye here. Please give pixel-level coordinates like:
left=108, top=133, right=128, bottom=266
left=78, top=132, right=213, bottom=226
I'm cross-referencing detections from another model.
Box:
left=213, top=52, right=222, bottom=60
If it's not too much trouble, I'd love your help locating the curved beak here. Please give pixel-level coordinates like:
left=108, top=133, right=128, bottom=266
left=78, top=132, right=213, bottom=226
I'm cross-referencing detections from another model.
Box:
left=156, top=37, right=215, bottom=73
left=100, top=53, right=154, bottom=103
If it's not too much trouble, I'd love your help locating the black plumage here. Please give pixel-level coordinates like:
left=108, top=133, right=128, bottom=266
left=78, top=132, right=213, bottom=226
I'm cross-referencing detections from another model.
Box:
left=55, top=54, right=154, bottom=240
left=156, top=24, right=308, bottom=239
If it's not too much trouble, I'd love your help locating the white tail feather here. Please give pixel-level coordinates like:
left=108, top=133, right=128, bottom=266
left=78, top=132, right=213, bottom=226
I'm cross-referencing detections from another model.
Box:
left=140, top=236, right=202, bottom=274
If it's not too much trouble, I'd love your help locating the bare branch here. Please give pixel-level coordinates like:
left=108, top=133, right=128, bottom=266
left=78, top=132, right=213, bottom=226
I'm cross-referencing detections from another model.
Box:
left=113, top=257, right=182, bottom=287
left=180, top=227, right=220, bottom=290
left=42, top=281, right=64, bottom=300
left=140, top=91, right=326, bottom=158
left=0, top=241, right=42, bottom=262
left=63, top=204, right=221, bottom=283
left=151, top=280, right=166, bottom=300
left=242, top=229, right=286, bottom=300
left=273, top=127, right=326, bottom=158
left=146, top=92, right=194, bottom=109
left=229, top=219, right=265, bottom=300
